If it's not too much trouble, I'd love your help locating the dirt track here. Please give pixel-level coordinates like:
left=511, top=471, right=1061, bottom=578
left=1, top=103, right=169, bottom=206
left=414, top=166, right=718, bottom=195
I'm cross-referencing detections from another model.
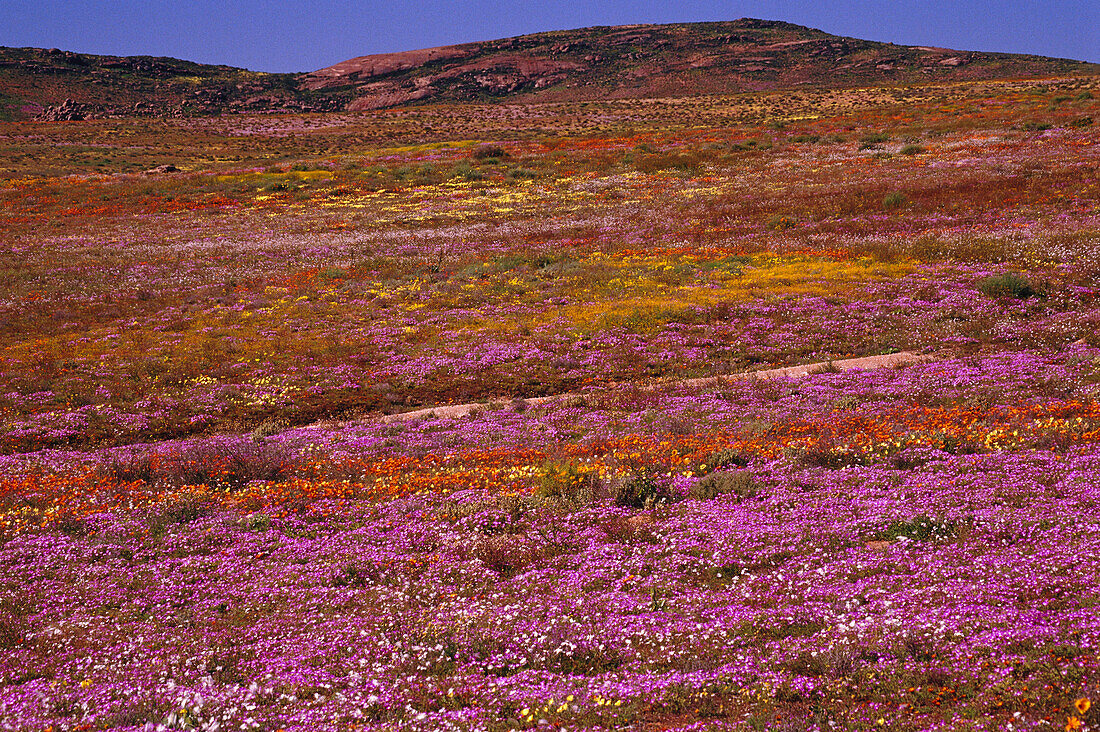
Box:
left=376, top=350, right=935, bottom=424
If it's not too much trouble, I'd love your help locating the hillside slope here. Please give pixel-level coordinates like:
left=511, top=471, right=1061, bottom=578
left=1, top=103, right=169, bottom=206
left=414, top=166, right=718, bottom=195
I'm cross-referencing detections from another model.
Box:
left=1, top=19, right=1096, bottom=119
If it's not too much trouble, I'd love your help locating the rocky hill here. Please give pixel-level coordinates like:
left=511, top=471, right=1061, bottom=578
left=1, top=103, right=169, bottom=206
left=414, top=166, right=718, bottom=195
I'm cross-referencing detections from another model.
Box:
left=2, top=19, right=1096, bottom=119
left=0, top=47, right=349, bottom=120
left=305, top=19, right=1097, bottom=110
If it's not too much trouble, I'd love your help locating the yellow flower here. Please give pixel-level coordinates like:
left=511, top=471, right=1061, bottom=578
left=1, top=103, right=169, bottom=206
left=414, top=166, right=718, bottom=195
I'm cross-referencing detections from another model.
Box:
left=1076, top=699, right=1091, bottom=714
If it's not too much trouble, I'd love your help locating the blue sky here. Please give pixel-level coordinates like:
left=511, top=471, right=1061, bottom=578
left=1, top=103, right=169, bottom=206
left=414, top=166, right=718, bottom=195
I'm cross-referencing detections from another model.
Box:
left=2, top=0, right=1097, bottom=72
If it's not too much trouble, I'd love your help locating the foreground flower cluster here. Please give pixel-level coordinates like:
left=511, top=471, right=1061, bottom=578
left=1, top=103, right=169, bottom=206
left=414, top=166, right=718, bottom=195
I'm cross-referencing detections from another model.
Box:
left=1, top=352, right=1099, bottom=731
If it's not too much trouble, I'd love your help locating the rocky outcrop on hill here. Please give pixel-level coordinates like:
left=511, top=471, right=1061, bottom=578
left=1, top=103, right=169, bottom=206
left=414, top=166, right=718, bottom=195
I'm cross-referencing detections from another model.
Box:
left=302, top=20, right=1097, bottom=111
left=39, top=98, right=91, bottom=121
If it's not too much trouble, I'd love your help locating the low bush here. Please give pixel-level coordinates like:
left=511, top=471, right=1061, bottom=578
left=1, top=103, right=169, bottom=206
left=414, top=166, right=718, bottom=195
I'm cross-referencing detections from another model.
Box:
left=877, top=514, right=958, bottom=542
left=471, top=145, right=507, bottom=160
left=858, top=132, right=889, bottom=149
left=765, top=214, right=797, bottom=231
left=701, top=448, right=750, bottom=473
left=977, top=272, right=1037, bottom=299
left=537, top=461, right=602, bottom=504
left=692, top=471, right=759, bottom=501
left=793, top=443, right=866, bottom=469
left=883, top=192, right=908, bottom=210
left=145, top=490, right=217, bottom=535
left=634, top=152, right=703, bottom=174
left=449, top=161, right=485, bottom=181
left=614, top=472, right=675, bottom=509
left=103, top=439, right=294, bottom=489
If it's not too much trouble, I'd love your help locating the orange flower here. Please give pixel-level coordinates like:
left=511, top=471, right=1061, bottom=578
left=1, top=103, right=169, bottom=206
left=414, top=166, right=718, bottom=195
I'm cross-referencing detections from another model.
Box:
left=1066, top=716, right=1081, bottom=732
left=1076, top=699, right=1091, bottom=714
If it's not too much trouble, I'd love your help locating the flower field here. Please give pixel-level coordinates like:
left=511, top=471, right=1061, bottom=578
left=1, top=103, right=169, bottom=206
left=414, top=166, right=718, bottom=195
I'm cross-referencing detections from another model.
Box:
left=1, top=75, right=1099, bottom=731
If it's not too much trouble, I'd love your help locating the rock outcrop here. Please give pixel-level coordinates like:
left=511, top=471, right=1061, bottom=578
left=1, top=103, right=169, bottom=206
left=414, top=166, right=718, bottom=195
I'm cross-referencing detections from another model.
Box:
left=39, top=98, right=92, bottom=121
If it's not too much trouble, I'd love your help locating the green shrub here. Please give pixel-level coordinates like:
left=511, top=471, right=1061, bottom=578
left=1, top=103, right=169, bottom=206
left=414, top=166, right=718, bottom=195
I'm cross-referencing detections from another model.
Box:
left=899, top=144, right=924, bottom=155
left=858, top=132, right=889, bottom=150
left=317, top=266, right=348, bottom=283
left=883, top=192, right=908, bottom=210
left=450, top=161, right=485, bottom=181
left=977, top=272, right=1036, bottom=299
left=614, top=472, right=675, bottom=509
left=877, top=514, right=957, bottom=542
